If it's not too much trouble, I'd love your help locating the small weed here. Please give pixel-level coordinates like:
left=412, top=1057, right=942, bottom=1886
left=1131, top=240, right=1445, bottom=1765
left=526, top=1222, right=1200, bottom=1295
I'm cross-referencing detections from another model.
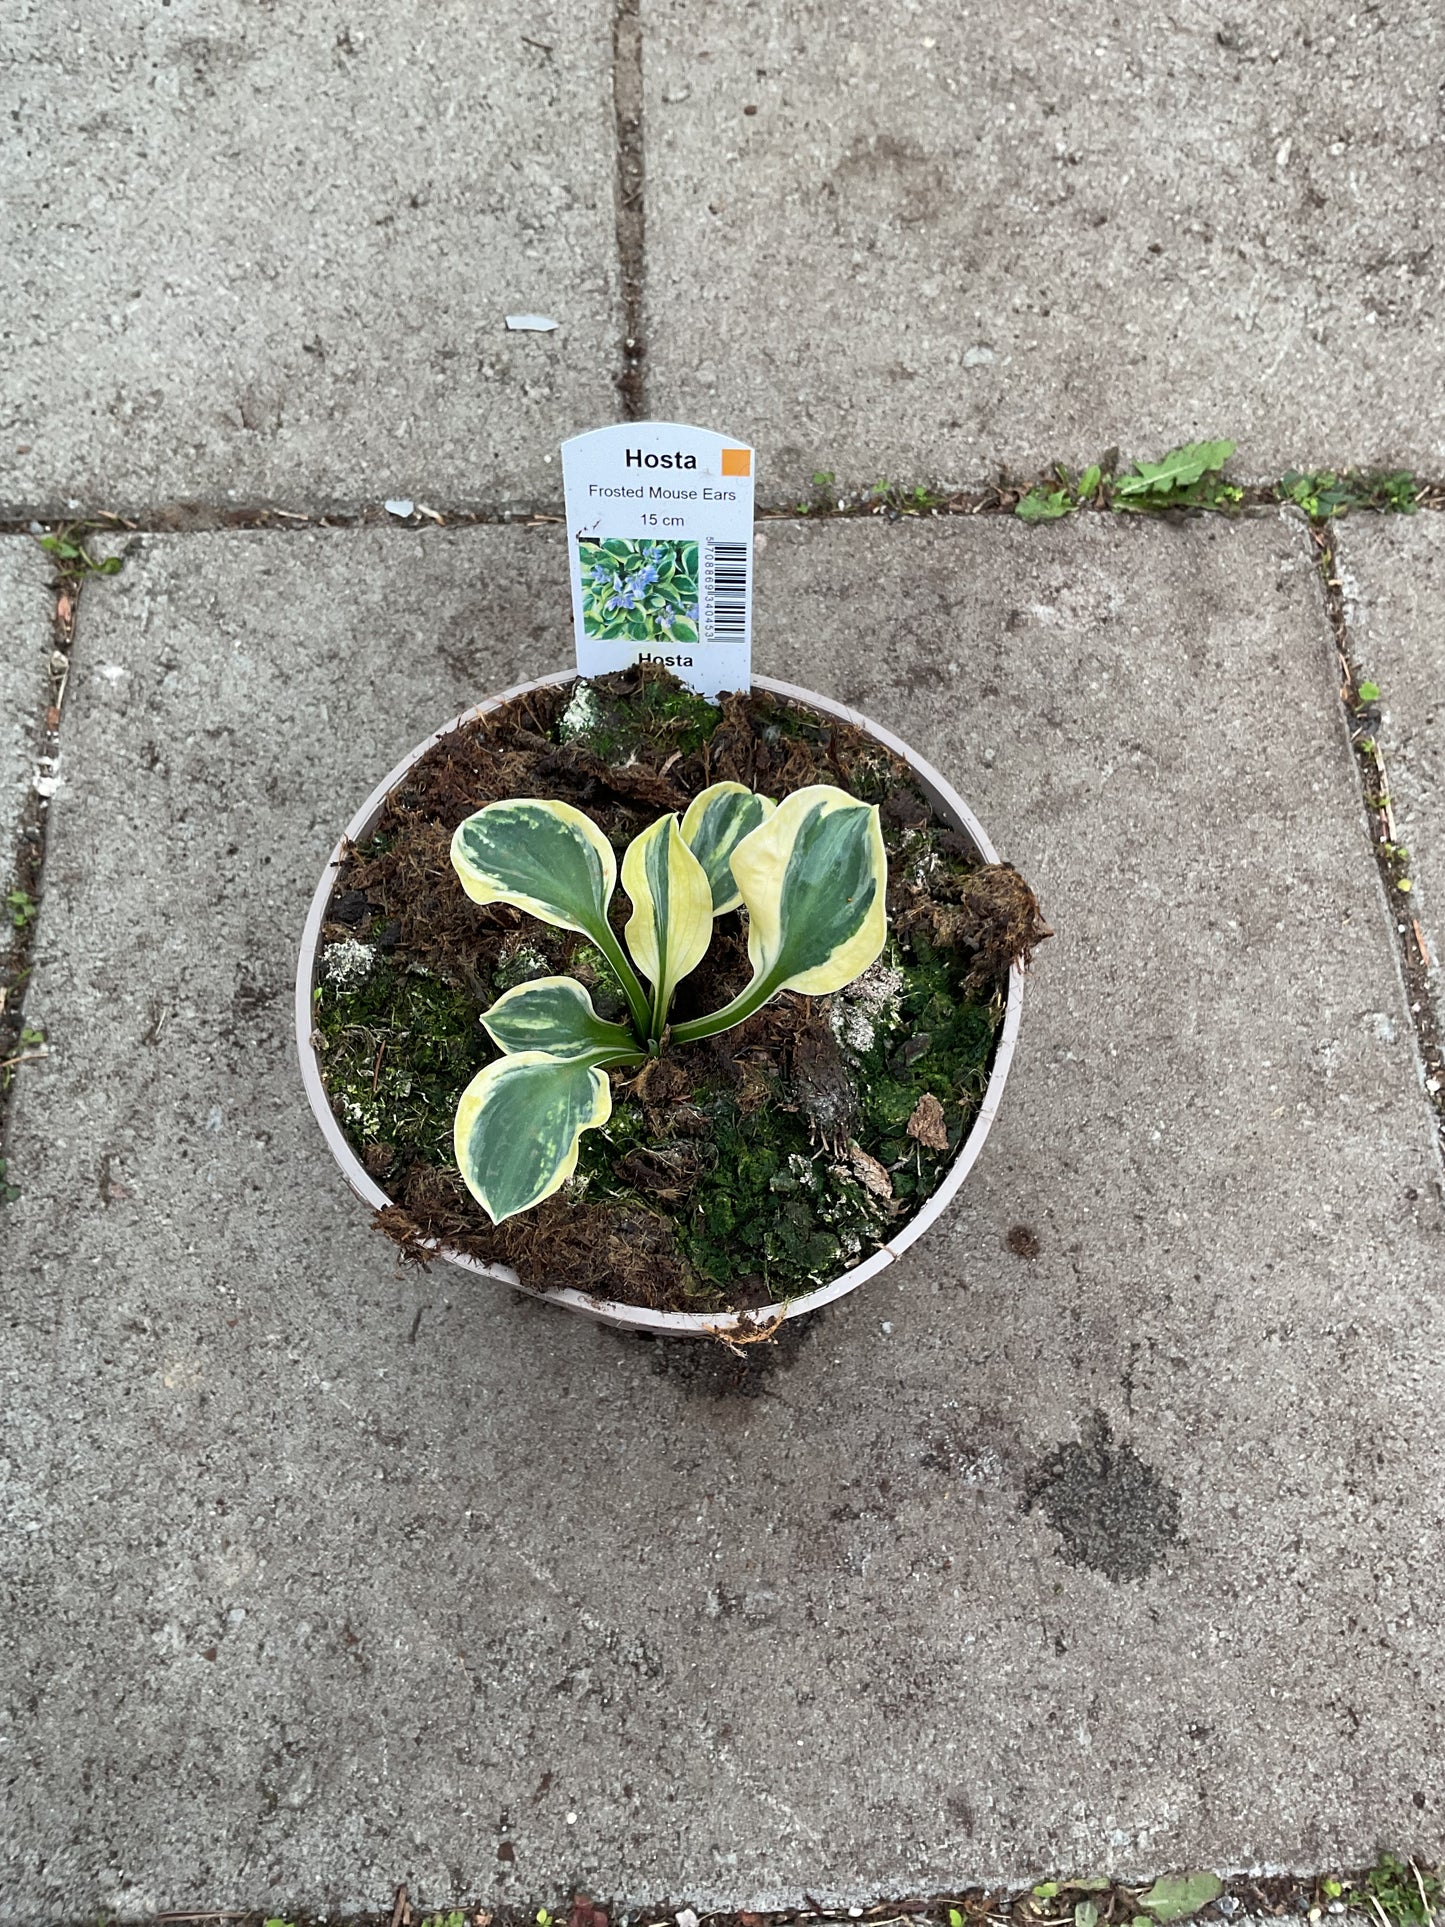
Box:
left=35, top=527, right=124, bottom=578
left=1277, top=468, right=1419, bottom=519
left=1357, top=679, right=1382, bottom=703
left=1361, top=1852, right=1441, bottom=1927
left=1016, top=482, right=1075, bottom=524
left=1112, top=440, right=1241, bottom=511
left=5, top=888, right=37, bottom=930
left=795, top=468, right=839, bottom=514
left=868, top=477, right=948, bottom=515
left=1017, top=442, right=1239, bottom=520
left=1015, top=454, right=1108, bottom=522
left=1137, top=1873, right=1224, bottom=1922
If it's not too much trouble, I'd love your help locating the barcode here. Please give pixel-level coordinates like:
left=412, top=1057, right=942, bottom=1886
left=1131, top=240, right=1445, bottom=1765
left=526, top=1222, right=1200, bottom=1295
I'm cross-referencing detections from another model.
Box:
left=708, top=540, right=749, bottom=637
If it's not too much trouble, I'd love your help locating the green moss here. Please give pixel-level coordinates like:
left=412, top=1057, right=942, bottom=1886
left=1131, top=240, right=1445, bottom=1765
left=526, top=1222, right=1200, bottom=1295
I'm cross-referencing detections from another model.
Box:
left=569, top=674, right=721, bottom=763
left=569, top=925, right=1004, bottom=1303
left=566, top=941, right=630, bottom=1023
left=490, top=941, right=552, bottom=992
left=746, top=692, right=901, bottom=803
left=315, top=958, right=486, bottom=1170
left=852, top=931, right=999, bottom=1157
left=573, top=1087, right=891, bottom=1301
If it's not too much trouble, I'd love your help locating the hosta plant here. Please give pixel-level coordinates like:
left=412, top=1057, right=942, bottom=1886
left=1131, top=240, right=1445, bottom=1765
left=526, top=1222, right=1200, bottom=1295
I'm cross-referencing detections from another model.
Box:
left=449, top=781, right=887, bottom=1224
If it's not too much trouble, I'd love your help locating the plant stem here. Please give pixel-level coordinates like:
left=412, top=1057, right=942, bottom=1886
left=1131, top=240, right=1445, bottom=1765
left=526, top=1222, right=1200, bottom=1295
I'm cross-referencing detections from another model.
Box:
left=669, top=972, right=774, bottom=1046
left=590, top=921, right=653, bottom=1040
left=648, top=977, right=670, bottom=1052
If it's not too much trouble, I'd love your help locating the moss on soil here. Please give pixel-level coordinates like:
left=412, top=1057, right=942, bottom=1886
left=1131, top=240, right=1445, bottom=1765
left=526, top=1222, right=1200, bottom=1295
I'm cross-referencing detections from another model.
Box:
left=560, top=673, right=719, bottom=764
left=315, top=959, right=486, bottom=1176
left=311, top=664, right=1046, bottom=1312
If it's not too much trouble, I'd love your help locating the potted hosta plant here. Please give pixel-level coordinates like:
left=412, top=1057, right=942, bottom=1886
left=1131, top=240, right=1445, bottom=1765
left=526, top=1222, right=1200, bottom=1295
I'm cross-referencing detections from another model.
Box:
left=448, top=784, right=884, bottom=1223
left=296, top=667, right=1045, bottom=1337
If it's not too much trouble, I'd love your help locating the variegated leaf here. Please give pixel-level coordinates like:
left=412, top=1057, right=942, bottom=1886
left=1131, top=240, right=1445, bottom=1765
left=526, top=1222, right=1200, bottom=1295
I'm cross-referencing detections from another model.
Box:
left=450, top=797, right=651, bottom=1036
left=621, top=813, right=713, bottom=1040
left=672, top=784, right=887, bottom=1043
left=481, top=976, right=641, bottom=1066
left=453, top=1050, right=612, bottom=1224
left=680, top=781, right=776, bottom=914
left=450, top=797, right=617, bottom=935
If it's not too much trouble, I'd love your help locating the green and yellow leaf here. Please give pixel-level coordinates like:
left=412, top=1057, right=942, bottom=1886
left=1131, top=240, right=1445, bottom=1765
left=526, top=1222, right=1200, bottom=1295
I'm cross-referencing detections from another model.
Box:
left=450, top=797, right=652, bottom=1036
left=481, top=976, right=641, bottom=1066
left=671, top=783, right=888, bottom=1043
left=680, top=781, right=776, bottom=913
left=621, top=813, right=713, bottom=1038
left=453, top=1051, right=613, bottom=1224
left=730, top=783, right=887, bottom=996
left=450, top=798, right=616, bottom=937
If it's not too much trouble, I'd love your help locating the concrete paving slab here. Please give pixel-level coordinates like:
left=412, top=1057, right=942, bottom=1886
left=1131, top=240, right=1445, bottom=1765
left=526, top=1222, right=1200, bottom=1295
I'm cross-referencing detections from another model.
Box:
left=0, top=536, right=50, bottom=872
left=1337, top=514, right=1445, bottom=993
left=3, top=518, right=1444, bottom=1918
left=643, top=4, right=1445, bottom=495
left=0, top=2, right=620, bottom=517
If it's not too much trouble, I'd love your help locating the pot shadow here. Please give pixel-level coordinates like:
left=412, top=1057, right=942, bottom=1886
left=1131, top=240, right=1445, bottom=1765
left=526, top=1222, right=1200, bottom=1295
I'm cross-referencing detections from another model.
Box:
left=617, top=1309, right=826, bottom=1399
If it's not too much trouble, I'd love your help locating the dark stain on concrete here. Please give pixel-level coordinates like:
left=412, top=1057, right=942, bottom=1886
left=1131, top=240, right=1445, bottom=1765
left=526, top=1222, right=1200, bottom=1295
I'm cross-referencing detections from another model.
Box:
left=636, top=1311, right=820, bottom=1399
left=1024, top=1411, right=1181, bottom=1582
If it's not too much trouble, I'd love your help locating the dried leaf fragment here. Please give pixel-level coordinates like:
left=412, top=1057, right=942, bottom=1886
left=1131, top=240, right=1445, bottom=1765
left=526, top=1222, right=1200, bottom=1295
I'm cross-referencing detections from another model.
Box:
left=846, top=1141, right=894, bottom=1200
left=906, top=1091, right=949, bottom=1150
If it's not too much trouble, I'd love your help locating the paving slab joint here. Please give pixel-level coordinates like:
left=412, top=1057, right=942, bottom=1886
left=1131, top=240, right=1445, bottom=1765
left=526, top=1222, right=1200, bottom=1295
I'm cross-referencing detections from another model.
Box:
left=1310, top=521, right=1445, bottom=1169
left=0, top=537, right=85, bottom=1161
left=5, top=485, right=1445, bottom=540
left=611, top=0, right=646, bottom=419
left=43, top=1861, right=1445, bottom=1927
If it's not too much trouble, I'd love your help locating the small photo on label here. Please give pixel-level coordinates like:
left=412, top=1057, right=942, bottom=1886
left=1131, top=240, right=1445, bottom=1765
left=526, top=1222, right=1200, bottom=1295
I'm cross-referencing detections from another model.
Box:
left=579, top=537, right=700, bottom=644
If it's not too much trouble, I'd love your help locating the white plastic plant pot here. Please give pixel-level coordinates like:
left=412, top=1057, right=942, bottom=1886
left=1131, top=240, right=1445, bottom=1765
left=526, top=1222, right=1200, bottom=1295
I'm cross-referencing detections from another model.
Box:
left=295, top=672, right=1024, bottom=1338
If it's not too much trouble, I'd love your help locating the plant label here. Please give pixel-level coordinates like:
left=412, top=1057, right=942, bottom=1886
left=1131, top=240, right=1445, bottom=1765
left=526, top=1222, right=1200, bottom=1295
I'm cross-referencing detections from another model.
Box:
left=561, top=421, right=755, bottom=700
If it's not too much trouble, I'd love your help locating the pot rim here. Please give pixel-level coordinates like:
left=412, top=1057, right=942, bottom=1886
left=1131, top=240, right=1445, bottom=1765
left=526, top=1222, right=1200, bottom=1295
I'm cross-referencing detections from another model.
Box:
left=295, top=670, right=1024, bottom=1336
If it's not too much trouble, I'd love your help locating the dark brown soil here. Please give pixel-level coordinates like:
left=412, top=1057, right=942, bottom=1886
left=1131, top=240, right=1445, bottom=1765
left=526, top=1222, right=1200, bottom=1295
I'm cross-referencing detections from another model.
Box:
left=312, top=664, right=1048, bottom=1312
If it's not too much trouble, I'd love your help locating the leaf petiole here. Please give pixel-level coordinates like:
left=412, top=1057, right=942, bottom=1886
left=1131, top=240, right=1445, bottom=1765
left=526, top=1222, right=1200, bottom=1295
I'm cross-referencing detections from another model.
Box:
left=589, top=919, right=654, bottom=1041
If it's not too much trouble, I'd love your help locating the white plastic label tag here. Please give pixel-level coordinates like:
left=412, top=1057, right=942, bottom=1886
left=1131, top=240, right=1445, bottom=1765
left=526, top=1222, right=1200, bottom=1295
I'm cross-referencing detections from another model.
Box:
left=561, top=421, right=754, bottom=700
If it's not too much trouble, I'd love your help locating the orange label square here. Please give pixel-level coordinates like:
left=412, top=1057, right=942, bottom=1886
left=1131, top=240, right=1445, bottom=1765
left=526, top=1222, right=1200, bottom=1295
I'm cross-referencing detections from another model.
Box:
left=720, top=447, right=752, bottom=476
